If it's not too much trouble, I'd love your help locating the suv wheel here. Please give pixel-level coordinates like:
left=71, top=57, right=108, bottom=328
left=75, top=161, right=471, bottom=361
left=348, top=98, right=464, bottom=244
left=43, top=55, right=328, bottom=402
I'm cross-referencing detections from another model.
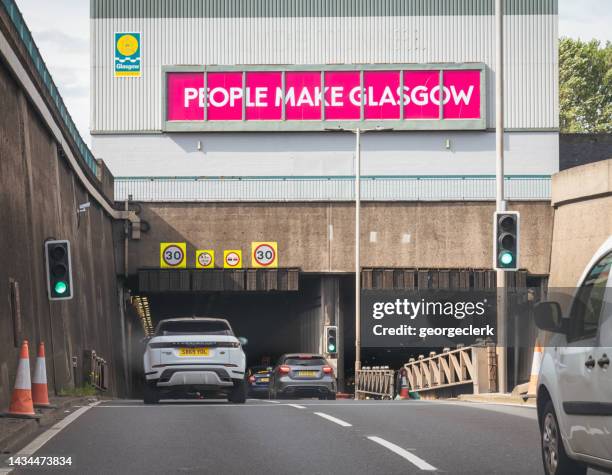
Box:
left=540, top=400, right=586, bottom=475
left=229, top=380, right=247, bottom=404
left=143, top=382, right=160, bottom=405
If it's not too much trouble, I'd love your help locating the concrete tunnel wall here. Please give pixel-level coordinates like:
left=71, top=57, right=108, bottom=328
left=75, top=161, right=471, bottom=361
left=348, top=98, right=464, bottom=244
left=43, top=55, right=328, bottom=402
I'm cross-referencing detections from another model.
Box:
left=549, top=159, right=612, bottom=288
left=0, top=55, right=126, bottom=409
left=127, top=201, right=554, bottom=275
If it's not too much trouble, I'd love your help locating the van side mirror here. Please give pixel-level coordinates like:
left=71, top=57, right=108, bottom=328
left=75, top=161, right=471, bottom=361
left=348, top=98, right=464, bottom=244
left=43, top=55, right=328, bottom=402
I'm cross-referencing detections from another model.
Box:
left=238, top=337, right=248, bottom=346
left=534, top=301, right=566, bottom=334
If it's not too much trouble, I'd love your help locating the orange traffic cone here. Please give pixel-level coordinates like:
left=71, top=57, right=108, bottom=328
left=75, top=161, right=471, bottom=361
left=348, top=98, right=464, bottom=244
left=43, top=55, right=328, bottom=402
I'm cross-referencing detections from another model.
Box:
left=525, top=340, right=543, bottom=400
left=4, top=341, right=36, bottom=418
left=32, top=342, right=51, bottom=408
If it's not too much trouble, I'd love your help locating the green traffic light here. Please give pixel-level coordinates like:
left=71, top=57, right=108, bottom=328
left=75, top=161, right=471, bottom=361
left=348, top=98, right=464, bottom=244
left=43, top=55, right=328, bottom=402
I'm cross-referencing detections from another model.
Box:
left=500, top=251, right=514, bottom=266
left=54, top=281, right=68, bottom=295
left=328, top=343, right=336, bottom=352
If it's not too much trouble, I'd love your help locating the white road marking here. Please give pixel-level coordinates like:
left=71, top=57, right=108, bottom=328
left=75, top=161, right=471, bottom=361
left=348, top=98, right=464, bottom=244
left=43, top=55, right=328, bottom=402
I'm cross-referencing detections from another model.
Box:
left=266, top=400, right=281, bottom=404
left=0, top=401, right=101, bottom=474
left=368, top=436, right=437, bottom=471
left=314, top=412, right=352, bottom=427
left=95, top=403, right=282, bottom=408
left=287, top=404, right=306, bottom=409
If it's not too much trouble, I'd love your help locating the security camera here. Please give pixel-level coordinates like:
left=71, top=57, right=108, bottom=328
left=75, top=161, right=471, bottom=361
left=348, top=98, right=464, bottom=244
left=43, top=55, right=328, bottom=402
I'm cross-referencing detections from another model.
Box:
left=78, top=202, right=91, bottom=213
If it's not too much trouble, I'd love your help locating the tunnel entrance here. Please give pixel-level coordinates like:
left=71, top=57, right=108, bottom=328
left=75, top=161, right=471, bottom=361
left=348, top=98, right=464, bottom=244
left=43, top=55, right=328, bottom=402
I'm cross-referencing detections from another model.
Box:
left=125, top=273, right=353, bottom=396
left=145, top=285, right=312, bottom=368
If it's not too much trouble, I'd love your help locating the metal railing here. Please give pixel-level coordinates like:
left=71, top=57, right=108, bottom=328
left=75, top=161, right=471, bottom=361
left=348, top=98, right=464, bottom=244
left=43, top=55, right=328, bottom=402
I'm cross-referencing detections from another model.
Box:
left=114, top=175, right=551, bottom=202
left=355, top=367, right=395, bottom=399
left=84, top=350, right=108, bottom=391
left=403, top=344, right=497, bottom=395
left=1, top=0, right=98, bottom=175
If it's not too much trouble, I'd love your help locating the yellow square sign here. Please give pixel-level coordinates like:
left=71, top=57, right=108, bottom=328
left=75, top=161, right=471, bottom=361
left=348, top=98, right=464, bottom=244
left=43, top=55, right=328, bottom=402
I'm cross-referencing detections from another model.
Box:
left=196, top=250, right=215, bottom=269
left=160, top=242, right=186, bottom=268
left=223, top=250, right=242, bottom=269
left=251, top=242, right=278, bottom=268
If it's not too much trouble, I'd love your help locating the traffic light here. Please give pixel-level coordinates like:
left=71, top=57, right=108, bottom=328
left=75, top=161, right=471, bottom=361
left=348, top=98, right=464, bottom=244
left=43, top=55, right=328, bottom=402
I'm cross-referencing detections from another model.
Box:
left=494, top=211, right=519, bottom=270
left=325, top=325, right=338, bottom=356
left=45, top=240, right=73, bottom=300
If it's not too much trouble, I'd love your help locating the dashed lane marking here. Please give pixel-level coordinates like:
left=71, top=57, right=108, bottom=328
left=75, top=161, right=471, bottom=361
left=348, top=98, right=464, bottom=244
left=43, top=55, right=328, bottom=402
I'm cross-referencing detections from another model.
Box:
left=313, top=412, right=352, bottom=427
left=287, top=404, right=306, bottom=409
left=368, top=436, right=437, bottom=471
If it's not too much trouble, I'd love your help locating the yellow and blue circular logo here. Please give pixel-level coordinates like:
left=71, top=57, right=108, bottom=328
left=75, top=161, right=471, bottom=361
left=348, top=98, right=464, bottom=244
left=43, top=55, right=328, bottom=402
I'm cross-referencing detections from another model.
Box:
left=115, top=32, right=141, bottom=77
left=116, top=34, right=139, bottom=57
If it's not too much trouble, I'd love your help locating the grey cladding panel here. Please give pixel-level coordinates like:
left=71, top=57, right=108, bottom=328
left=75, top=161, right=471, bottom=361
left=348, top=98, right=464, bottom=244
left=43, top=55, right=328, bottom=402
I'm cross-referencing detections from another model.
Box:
left=91, top=0, right=558, bottom=18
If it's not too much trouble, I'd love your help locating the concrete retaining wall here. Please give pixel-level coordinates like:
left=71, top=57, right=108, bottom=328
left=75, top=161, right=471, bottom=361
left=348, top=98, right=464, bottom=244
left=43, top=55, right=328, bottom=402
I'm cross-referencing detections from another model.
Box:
left=0, top=54, right=125, bottom=409
left=549, top=159, right=612, bottom=287
left=129, top=201, right=553, bottom=275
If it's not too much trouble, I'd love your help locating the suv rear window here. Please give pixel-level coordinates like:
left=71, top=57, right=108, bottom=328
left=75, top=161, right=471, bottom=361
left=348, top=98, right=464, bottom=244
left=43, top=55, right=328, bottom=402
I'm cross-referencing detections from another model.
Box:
left=284, top=357, right=327, bottom=366
left=156, top=320, right=233, bottom=336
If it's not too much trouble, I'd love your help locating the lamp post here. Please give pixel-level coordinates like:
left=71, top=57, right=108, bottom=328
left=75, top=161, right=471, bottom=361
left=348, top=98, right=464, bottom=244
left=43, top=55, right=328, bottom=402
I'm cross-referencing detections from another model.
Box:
left=327, top=126, right=393, bottom=388
left=495, top=0, right=508, bottom=393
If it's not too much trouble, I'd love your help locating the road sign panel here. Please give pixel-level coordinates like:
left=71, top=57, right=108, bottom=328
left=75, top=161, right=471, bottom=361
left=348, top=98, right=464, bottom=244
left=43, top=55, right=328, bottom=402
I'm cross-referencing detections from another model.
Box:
left=196, top=250, right=215, bottom=269
left=223, top=250, right=242, bottom=269
left=160, top=242, right=186, bottom=268
left=251, top=242, right=278, bottom=268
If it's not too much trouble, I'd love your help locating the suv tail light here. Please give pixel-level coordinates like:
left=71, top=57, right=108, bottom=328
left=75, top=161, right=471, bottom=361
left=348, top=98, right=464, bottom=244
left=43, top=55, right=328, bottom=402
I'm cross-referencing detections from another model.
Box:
left=217, top=342, right=240, bottom=348
left=323, top=366, right=333, bottom=374
left=279, top=365, right=291, bottom=375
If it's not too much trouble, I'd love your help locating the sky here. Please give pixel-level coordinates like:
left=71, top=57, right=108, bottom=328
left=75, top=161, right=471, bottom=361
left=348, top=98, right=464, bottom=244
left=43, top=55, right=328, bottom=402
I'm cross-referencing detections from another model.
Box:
left=13, top=0, right=612, bottom=147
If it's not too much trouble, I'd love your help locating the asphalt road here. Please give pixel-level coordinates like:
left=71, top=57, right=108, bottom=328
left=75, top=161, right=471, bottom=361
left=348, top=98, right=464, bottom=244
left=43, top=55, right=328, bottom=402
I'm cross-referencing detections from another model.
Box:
left=1, top=398, right=607, bottom=475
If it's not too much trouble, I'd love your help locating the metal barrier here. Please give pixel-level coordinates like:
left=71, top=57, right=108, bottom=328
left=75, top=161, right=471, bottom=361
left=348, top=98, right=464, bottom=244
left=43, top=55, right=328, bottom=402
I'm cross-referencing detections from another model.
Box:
left=403, top=344, right=497, bottom=395
left=355, top=366, right=395, bottom=400
left=84, top=350, right=109, bottom=391
left=114, top=175, right=551, bottom=202
left=0, top=0, right=98, bottom=175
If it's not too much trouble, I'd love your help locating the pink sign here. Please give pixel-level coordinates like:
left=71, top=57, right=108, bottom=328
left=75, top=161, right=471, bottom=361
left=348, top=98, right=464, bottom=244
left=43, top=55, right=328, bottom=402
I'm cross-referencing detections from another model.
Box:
left=364, top=71, right=400, bottom=120
left=246, top=72, right=282, bottom=120
left=167, top=72, right=204, bottom=121
left=285, top=71, right=321, bottom=120
left=324, top=71, right=361, bottom=120
left=207, top=72, right=242, bottom=121
left=404, top=70, right=439, bottom=119
left=165, top=67, right=482, bottom=127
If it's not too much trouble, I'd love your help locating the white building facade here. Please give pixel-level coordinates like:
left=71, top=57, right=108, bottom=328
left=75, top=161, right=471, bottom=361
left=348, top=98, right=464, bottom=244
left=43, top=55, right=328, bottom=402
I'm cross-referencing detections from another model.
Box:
left=90, top=0, right=558, bottom=201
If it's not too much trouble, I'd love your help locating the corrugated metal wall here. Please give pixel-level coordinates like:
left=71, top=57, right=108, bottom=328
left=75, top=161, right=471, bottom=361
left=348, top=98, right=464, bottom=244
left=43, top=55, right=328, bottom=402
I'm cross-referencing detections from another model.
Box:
left=90, top=2, right=558, bottom=133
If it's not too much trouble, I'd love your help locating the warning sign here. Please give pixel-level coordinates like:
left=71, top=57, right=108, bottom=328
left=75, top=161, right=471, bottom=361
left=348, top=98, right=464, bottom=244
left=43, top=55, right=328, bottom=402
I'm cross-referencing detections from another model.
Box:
left=160, top=242, right=186, bottom=268
left=196, top=250, right=215, bottom=269
left=223, top=250, right=242, bottom=269
left=251, top=242, right=278, bottom=268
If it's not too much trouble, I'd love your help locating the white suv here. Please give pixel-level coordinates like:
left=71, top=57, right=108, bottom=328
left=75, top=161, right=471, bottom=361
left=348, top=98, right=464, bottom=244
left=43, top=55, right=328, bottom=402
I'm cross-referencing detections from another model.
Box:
left=535, top=236, right=612, bottom=475
left=143, top=317, right=247, bottom=404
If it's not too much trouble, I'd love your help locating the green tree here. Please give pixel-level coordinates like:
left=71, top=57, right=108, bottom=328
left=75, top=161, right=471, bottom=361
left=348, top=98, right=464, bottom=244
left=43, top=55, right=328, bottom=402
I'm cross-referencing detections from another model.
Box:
left=559, top=37, right=611, bottom=133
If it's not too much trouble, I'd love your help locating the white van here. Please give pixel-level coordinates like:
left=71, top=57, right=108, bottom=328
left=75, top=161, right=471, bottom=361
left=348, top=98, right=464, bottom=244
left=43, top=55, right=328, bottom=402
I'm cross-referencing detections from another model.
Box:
left=535, top=236, right=612, bottom=475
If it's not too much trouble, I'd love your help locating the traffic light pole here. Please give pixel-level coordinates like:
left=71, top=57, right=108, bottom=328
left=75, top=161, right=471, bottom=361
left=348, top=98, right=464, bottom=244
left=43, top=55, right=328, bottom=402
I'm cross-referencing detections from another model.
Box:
left=355, top=128, right=361, bottom=378
left=495, top=0, right=508, bottom=394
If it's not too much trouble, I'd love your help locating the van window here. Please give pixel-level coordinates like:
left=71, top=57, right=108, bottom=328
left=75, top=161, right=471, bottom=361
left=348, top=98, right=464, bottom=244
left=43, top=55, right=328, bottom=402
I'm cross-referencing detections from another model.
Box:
left=568, top=252, right=612, bottom=342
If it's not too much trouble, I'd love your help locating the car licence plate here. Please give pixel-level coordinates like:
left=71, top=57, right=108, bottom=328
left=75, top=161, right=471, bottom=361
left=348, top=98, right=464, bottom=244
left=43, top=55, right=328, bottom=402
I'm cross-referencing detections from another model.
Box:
left=178, top=347, right=210, bottom=357
left=259, top=377, right=270, bottom=383
left=298, top=370, right=317, bottom=377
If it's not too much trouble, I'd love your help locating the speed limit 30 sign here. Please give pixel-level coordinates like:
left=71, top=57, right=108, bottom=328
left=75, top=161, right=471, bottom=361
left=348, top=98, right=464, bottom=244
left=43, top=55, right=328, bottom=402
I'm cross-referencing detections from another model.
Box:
left=160, top=242, right=186, bottom=268
left=251, top=242, right=278, bottom=268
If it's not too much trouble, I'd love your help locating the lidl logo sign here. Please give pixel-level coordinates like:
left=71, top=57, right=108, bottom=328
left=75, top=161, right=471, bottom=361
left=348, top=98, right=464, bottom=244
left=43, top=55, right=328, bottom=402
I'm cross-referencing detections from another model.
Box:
left=115, top=32, right=141, bottom=77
